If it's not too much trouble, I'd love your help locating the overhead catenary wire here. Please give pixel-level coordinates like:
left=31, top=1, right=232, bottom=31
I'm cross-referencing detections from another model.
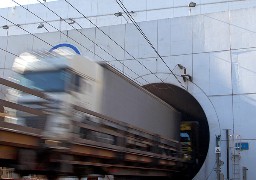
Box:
left=115, top=0, right=236, bottom=131
left=10, top=0, right=93, bottom=55
left=113, top=2, right=223, bottom=178
left=0, top=15, right=53, bottom=47
left=115, top=0, right=186, bottom=89
left=2, top=0, right=189, bottom=96
left=61, top=0, right=180, bottom=88
left=31, top=0, right=151, bottom=85
left=7, top=0, right=245, bottom=92
left=1, top=0, right=180, bottom=97
left=1, top=1, right=230, bottom=179
left=8, top=0, right=142, bottom=84
left=0, top=47, right=19, bottom=58
left=2, top=1, right=149, bottom=85
left=5, top=0, right=246, bottom=90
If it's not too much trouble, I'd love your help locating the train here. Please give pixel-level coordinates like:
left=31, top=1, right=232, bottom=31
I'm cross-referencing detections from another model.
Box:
left=12, top=50, right=181, bottom=145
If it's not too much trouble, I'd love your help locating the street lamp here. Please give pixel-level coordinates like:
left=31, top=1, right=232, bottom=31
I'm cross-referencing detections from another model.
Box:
left=189, top=2, right=197, bottom=7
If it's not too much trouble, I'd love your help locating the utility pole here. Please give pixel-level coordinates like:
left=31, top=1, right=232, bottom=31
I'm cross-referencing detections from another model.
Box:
left=226, top=129, right=230, bottom=180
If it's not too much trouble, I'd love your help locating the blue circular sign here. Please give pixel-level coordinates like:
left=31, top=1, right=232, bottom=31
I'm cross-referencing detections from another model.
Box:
left=50, top=43, right=81, bottom=55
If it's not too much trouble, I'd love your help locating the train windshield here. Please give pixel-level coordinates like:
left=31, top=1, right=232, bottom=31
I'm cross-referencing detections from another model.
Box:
left=21, top=69, right=71, bottom=92
left=180, top=132, right=191, bottom=142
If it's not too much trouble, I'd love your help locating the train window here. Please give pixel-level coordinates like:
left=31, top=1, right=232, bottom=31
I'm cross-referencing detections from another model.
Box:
left=22, top=69, right=70, bottom=92
left=75, top=75, right=80, bottom=88
left=180, top=132, right=190, bottom=142
left=72, top=74, right=80, bottom=91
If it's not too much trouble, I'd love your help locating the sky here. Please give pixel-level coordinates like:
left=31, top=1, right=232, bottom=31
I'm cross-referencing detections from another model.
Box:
left=0, top=0, right=56, bottom=8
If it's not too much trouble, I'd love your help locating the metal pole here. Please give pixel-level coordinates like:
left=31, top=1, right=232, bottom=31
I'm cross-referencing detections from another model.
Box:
left=226, top=129, right=230, bottom=180
left=216, top=135, right=221, bottom=180
left=243, top=167, right=248, bottom=180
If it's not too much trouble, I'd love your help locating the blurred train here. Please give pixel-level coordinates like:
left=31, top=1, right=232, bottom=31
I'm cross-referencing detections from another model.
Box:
left=12, top=50, right=181, bottom=146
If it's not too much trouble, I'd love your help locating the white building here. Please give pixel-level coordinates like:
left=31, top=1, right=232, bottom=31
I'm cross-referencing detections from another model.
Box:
left=1, top=0, right=256, bottom=179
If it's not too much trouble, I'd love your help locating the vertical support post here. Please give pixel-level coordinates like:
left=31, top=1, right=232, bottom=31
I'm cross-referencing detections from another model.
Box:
left=242, top=167, right=248, bottom=180
left=226, top=129, right=230, bottom=180
left=216, top=135, right=221, bottom=180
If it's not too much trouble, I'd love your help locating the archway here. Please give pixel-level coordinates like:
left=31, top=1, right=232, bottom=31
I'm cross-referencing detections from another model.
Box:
left=143, top=83, right=210, bottom=179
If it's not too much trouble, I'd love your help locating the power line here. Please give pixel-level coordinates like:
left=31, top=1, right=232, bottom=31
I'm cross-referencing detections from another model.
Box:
left=62, top=0, right=178, bottom=88
left=115, top=7, right=223, bottom=179
left=0, top=2, right=149, bottom=86
left=0, top=47, right=19, bottom=58
left=32, top=0, right=150, bottom=85
left=115, top=0, right=185, bottom=89
left=9, top=0, right=122, bottom=67
left=203, top=13, right=256, bottom=34
left=4, top=0, right=186, bottom=89
left=0, top=15, right=53, bottom=47
left=11, top=0, right=99, bottom=60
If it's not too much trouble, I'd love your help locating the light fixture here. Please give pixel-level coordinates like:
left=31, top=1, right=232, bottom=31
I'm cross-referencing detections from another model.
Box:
left=67, top=18, right=75, bottom=25
left=114, top=12, right=122, bottom=17
left=177, top=64, right=192, bottom=82
left=178, top=64, right=187, bottom=74
left=189, top=2, right=196, bottom=7
left=37, top=23, right=44, bottom=29
left=181, top=74, right=192, bottom=82
left=2, top=25, right=9, bottom=29
left=177, top=64, right=184, bottom=69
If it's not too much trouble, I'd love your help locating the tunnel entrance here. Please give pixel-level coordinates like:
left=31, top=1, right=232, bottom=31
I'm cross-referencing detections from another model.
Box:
left=143, top=83, right=209, bottom=180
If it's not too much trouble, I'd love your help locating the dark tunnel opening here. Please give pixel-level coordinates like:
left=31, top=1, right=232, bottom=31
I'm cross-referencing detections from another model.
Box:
left=143, top=83, right=209, bottom=180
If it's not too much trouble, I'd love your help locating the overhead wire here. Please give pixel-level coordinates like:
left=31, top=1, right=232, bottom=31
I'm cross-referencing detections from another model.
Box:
left=0, top=47, right=19, bottom=58
left=114, top=3, right=223, bottom=178
left=0, top=2, right=230, bottom=178
left=0, top=1, right=183, bottom=100
left=62, top=0, right=180, bottom=88
left=11, top=0, right=101, bottom=62
left=4, top=0, right=233, bottom=102
left=6, top=1, right=185, bottom=97
left=203, top=13, right=256, bottom=34
left=5, top=0, right=244, bottom=91
left=115, top=0, right=186, bottom=89
left=0, top=15, right=53, bottom=47
left=0, top=0, right=149, bottom=85
left=115, top=0, right=226, bottom=132
left=32, top=0, right=151, bottom=85
left=0, top=6, right=168, bottom=99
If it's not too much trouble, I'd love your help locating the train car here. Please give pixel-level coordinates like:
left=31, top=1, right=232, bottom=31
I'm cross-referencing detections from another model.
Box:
left=12, top=50, right=181, bottom=142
